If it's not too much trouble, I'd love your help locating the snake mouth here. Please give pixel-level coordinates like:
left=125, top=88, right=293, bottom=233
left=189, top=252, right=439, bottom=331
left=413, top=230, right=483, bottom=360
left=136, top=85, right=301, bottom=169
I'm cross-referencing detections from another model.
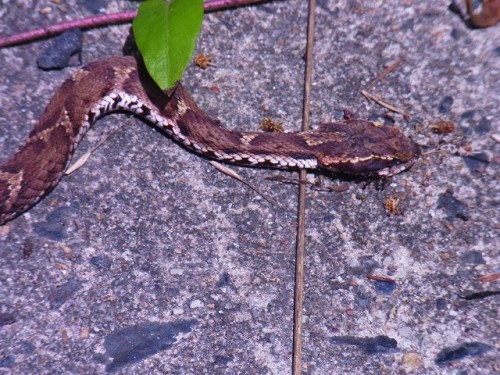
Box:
left=376, top=157, right=417, bottom=177
left=320, top=153, right=418, bottom=177
left=375, top=138, right=421, bottom=177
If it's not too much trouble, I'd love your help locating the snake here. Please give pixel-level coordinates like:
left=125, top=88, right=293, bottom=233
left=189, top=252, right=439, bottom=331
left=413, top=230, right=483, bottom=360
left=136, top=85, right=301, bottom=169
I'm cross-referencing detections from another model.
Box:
left=0, top=56, right=420, bottom=226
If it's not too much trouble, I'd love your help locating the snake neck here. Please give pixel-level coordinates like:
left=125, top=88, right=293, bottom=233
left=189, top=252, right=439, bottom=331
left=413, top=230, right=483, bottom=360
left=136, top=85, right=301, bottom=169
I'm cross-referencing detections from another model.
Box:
left=158, top=84, right=320, bottom=169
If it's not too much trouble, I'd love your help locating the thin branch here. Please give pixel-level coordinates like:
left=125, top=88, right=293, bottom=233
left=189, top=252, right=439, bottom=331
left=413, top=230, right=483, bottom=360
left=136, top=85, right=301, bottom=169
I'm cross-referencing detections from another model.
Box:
left=365, top=56, right=404, bottom=92
left=361, top=90, right=407, bottom=115
left=65, top=121, right=128, bottom=175
left=204, top=0, right=274, bottom=11
left=293, top=1, right=315, bottom=374
left=0, top=12, right=135, bottom=48
left=478, top=273, right=500, bottom=282
left=209, top=161, right=288, bottom=210
left=0, top=0, right=271, bottom=48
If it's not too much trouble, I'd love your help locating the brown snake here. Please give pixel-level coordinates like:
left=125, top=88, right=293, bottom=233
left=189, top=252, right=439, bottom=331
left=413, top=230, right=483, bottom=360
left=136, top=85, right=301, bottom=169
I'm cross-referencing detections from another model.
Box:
left=0, top=56, right=420, bottom=225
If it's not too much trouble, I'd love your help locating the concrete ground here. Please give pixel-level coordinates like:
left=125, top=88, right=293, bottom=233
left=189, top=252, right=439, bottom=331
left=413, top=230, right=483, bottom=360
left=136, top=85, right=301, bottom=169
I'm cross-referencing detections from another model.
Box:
left=0, top=0, right=498, bottom=374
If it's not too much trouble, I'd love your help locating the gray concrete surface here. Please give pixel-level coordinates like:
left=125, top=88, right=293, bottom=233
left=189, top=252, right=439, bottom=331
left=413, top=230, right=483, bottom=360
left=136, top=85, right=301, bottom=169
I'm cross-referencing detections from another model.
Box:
left=0, top=0, right=498, bottom=374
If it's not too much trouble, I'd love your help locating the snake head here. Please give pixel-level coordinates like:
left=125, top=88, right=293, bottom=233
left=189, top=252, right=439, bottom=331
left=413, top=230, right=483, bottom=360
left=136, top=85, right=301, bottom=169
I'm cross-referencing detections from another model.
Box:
left=314, top=118, right=420, bottom=177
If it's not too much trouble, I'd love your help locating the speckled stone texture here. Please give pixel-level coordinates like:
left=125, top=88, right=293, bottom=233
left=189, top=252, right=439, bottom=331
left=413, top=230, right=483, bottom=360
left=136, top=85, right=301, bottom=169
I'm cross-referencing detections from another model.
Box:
left=0, top=0, right=498, bottom=374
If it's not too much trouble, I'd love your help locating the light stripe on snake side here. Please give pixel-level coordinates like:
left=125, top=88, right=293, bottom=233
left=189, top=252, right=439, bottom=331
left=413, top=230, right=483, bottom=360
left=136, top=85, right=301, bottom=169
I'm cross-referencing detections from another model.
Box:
left=0, top=56, right=420, bottom=225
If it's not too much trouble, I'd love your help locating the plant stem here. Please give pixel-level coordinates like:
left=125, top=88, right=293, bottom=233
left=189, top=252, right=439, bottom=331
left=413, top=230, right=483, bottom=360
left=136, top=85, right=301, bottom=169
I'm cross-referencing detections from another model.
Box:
left=204, top=0, right=272, bottom=10
left=293, top=0, right=316, bottom=374
left=0, top=0, right=271, bottom=48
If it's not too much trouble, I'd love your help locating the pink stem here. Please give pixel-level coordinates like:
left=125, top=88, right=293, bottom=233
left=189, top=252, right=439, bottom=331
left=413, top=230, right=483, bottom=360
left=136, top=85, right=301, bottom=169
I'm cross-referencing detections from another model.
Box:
left=0, top=0, right=271, bottom=48
left=204, top=0, right=271, bottom=10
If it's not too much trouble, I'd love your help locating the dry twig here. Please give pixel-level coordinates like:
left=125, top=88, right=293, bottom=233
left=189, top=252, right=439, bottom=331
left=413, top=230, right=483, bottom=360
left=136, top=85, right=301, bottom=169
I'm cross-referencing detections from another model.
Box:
left=293, top=0, right=316, bottom=374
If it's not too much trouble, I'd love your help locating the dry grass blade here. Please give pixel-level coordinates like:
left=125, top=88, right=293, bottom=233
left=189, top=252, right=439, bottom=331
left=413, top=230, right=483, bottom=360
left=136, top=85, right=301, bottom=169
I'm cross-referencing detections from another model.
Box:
left=209, top=161, right=284, bottom=208
left=266, top=175, right=350, bottom=192
left=65, top=151, right=92, bottom=175
left=478, top=273, right=500, bottom=283
left=362, top=58, right=408, bottom=117
left=365, top=57, right=404, bottom=92
left=361, top=90, right=406, bottom=115
left=293, top=0, right=316, bottom=374
left=65, top=122, right=127, bottom=175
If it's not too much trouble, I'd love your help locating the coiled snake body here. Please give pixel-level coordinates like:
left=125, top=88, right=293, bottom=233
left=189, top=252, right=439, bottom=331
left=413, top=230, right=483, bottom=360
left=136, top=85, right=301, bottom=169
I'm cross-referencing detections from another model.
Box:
left=0, top=56, right=419, bottom=225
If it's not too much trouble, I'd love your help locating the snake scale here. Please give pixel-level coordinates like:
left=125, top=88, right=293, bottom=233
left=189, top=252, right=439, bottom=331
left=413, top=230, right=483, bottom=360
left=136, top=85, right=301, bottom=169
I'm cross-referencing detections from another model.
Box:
left=0, top=56, right=420, bottom=225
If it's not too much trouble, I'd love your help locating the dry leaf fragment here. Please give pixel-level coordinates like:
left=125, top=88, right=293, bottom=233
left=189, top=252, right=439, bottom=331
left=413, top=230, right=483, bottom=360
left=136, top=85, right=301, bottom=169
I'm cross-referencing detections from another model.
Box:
left=194, top=53, right=216, bottom=69
left=431, top=120, right=455, bottom=134
left=209, top=161, right=284, bottom=209
left=260, top=118, right=284, bottom=132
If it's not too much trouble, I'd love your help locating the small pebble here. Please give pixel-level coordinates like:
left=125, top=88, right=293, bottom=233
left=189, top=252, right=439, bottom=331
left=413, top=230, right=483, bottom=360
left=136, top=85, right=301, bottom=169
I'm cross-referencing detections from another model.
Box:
left=48, top=278, right=82, bottom=309
left=90, top=255, right=112, bottom=269
left=82, top=0, right=107, bottom=13
left=438, top=96, right=454, bottom=114
left=0, top=355, right=14, bottom=368
left=172, top=308, right=184, bottom=315
left=450, top=28, right=461, bottom=40
left=37, top=29, right=83, bottom=70
left=436, top=297, right=447, bottom=310
left=437, top=191, right=470, bottom=221
left=463, top=152, right=489, bottom=174
left=435, top=342, right=492, bottom=365
left=170, top=268, right=184, bottom=275
left=190, top=299, right=204, bottom=309
left=103, top=320, right=196, bottom=372
left=459, top=251, right=485, bottom=265
left=400, top=352, right=422, bottom=372
left=0, top=312, right=16, bottom=326
left=374, top=280, right=396, bottom=295
left=475, top=116, right=491, bottom=134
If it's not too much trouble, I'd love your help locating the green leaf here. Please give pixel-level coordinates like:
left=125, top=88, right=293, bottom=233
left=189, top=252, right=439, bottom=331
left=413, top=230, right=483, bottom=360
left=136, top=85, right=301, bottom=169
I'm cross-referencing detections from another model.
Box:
left=133, top=0, right=204, bottom=90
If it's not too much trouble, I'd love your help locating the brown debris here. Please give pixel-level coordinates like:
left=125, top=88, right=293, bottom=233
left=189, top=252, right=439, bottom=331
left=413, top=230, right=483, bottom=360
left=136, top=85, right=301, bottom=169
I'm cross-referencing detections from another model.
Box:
left=194, top=53, right=216, bottom=69
left=367, top=274, right=395, bottom=283
left=366, top=57, right=405, bottom=92
left=478, top=273, right=500, bottom=283
left=260, top=118, right=285, bottom=132
left=431, top=120, right=455, bottom=134
left=361, top=90, right=407, bottom=116
left=384, top=196, right=402, bottom=215
left=465, top=0, right=500, bottom=28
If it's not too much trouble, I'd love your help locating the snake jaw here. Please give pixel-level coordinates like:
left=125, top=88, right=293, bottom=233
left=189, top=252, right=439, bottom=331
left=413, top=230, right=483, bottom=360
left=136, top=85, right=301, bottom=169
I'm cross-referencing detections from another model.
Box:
left=316, top=133, right=420, bottom=177
left=375, top=156, right=418, bottom=177
left=373, top=137, right=421, bottom=177
left=318, top=154, right=418, bottom=177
